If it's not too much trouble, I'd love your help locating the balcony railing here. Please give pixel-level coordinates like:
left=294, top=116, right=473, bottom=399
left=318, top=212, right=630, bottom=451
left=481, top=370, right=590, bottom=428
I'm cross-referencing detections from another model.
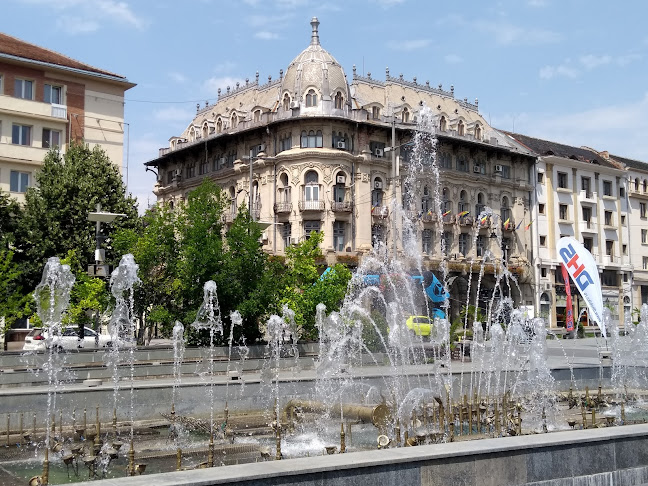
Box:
left=298, top=200, right=325, bottom=211
left=274, top=202, right=293, bottom=214
left=458, top=215, right=474, bottom=226
left=422, top=212, right=438, bottom=223
left=372, top=206, right=389, bottom=218
left=251, top=208, right=261, bottom=220
left=580, top=220, right=597, bottom=233
left=51, top=103, right=67, bottom=119
left=478, top=217, right=491, bottom=229
left=442, top=214, right=455, bottom=224
left=331, top=201, right=353, bottom=212
left=502, top=218, right=515, bottom=232
left=159, top=147, right=171, bottom=157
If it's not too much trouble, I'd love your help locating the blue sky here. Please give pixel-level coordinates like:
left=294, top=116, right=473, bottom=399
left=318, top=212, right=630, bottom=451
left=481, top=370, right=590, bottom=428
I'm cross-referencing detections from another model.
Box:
left=5, top=0, right=648, bottom=210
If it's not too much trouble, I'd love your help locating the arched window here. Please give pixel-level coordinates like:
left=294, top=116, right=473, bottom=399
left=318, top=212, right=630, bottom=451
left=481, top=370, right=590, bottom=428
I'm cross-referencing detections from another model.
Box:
left=334, top=91, right=344, bottom=109
left=306, top=89, right=318, bottom=107
left=459, top=190, right=468, bottom=213
left=372, top=178, right=384, bottom=207
left=402, top=107, right=409, bottom=123
left=474, top=124, right=482, bottom=140
left=476, top=192, right=485, bottom=217
left=439, top=116, right=447, bottom=132
left=254, top=110, right=261, bottom=123
left=301, top=130, right=323, bottom=148
left=216, top=119, right=222, bottom=133
left=252, top=181, right=260, bottom=213
left=304, top=170, right=320, bottom=209
left=635, top=178, right=640, bottom=191
left=644, top=180, right=647, bottom=193
left=457, top=120, right=465, bottom=136
left=283, top=93, right=291, bottom=111
left=421, top=185, right=431, bottom=212
left=202, top=123, right=208, bottom=139
left=442, top=187, right=452, bottom=213
left=501, top=196, right=511, bottom=222
left=279, top=173, right=291, bottom=204
left=168, top=200, right=174, bottom=210
left=231, top=113, right=238, bottom=127
left=315, top=130, right=323, bottom=147
left=229, top=186, right=236, bottom=216
left=372, top=106, right=380, bottom=119
left=334, top=171, right=346, bottom=203
left=457, top=155, right=468, bottom=172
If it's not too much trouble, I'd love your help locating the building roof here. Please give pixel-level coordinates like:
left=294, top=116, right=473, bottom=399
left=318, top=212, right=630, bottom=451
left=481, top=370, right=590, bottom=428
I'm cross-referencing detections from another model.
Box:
left=610, top=154, right=648, bottom=172
left=502, top=131, right=618, bottom=169
left=0, top=32, right=130, bottom=82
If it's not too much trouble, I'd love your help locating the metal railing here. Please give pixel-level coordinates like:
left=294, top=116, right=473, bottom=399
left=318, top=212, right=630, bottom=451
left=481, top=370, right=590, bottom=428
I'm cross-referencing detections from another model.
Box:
left=372, top=206, right=389, bottom=218
left=331, top=201, right=353, bottom=212
left=273, top=202, right=292, bottom=214
left=298, top=200, right=325, bottom=211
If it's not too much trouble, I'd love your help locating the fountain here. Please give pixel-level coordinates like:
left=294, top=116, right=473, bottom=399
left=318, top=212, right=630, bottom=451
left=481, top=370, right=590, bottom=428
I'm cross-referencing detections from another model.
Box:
left=4, top=110, right=648, bottom=485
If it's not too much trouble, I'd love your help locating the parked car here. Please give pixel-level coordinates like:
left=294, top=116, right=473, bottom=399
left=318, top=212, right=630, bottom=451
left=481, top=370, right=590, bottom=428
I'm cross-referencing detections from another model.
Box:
left=405, top=316, right=433, bottom=337
left=23, top=327, right=133, bottom=352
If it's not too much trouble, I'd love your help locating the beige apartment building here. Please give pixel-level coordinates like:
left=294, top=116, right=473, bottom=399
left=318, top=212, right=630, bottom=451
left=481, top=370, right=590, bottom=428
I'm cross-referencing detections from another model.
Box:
left=0, top=32, right=135, bottom=202
left=145, top=18, right=536, bottom=320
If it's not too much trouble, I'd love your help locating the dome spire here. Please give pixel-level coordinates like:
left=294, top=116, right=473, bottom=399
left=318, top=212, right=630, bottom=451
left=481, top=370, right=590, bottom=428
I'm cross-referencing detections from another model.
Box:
left=310, top=17, right=320, bottom=46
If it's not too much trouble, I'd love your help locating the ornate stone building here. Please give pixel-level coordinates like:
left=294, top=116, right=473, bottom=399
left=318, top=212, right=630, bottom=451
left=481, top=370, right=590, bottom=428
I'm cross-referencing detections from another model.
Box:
left=145, top=18, right=536, bottom=318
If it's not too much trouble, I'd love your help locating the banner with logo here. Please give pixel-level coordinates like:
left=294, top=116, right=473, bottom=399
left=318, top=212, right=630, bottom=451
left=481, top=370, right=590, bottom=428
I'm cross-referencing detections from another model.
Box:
left=561, top=263, right=574, bottom=332
left=557, top=237, right=605, bottom=337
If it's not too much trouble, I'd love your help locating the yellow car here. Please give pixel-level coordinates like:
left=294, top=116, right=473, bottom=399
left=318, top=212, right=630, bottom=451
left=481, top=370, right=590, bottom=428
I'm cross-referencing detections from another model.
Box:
left=405, top=316, right=433, bottom=336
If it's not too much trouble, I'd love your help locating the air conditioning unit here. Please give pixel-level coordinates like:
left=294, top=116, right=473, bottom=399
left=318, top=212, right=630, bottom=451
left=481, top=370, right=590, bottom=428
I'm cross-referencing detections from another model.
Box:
left=337, top=141, right=346, bottom=149
left=290, top=236, right=300, bottom=245
left=375, top=148, right=384, bottom=157
left=260, top=232, right=268, bottom=242
left=374, top=180, right=383, bottom=189
left=290, top=101, right=298, bottom=109
left=336, top=175, right=346, bottom=184
left=494, top=164, right=503, bottom=173
left=473, top=166, right=481, bottom=173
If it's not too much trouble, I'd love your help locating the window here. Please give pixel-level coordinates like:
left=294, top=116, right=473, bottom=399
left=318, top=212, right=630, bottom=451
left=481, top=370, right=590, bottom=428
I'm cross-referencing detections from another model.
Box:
left=538, top=203, right=545, bottom=214
left=372, top=179, right=384, bottom=207
left=541, top=267, right=547, bottom=278
left=501, top=237, right=511, bottom=260
left=14, top=79, right=33, bottom=99
left=557, top=172, right=568, bottom=189
left=370, top=141, right=386, bottom=157
left=603, top=180, right=612, bottom=196
left=583, top=237, right=593, bottom=252
left=441, top=187, right=452, bottom=214
left=644, top=257, right=648, bottom=271
left=282, top=223, right=292, bottom=248
left=641, top=202, right=647, bottom=218
left=474, top=124, right=482, bottom=140
left=473, top=158, right=485, bottom=174
left=282, top=93, right=291, bottom=111
left=501, top=196, right=511, bottom=222
left=371, top=224, right=385, bottom=246
left=167, top=170, right=174, bottom=185
left=231, top=113, right=238, bottom=127
left=475, top=192, right=485, bottom=217
left=642, top=229, right=647, bottom=244
left=216, top=119, right=223, bottom=133
left=559, top=204, right=568, bottom=220
left=604, top=211, right=612, bottom=226
left=500, top=165, right=511, bottom=179
left=372, top=106, right=380, bottom=119
left=458, top=233, right=469, bottom=256
left=438, top=152, right=452, bottom=169
left=422, top=229, right=432, bottom=254
left=623, top=244, right=627, bottom=255
left=253, top=110, right=261, bottom=123
left=540, top=235, right=546, bottom=246
left=279, top=133, right=292, bottom=152
left=606, top=240, right=614, bottom=257
left=581, top=177, right=591, bottom=197
left=537, top=172, right=544, bottom=184
left=401, top=107, right=409, bottom=123
left=304, top=170, right=320, bottom=208
left=458, top=190, right=468, bottom=213
left=602, top=270, right=616, bottom=287
left=10, top=171, right=29, bottom=193
left=582, top=207, right=591, bottom=223
left=476, top=235, right=484, bottom=257
left=305, top=89, right=318, bottom=107
left=44, top=84, right=62, bottom=104
left=620, top=187, right=625, bottom=197
left=300, top=130, right=323, bottom=148
left=279, top=173, right=291, bottom=204
left=332, top=131, right=349, bottom=150
left=333, top=173, right=346, bottom=203
left=304, top=220, right=321, bottom=238
left=199, top=159, right=209, bottom=175
left=442, top=231, right=452, bottom=255
left=457, top=120, right=464, bottom=136
left=186, top=164, right=195, bottom=178
left=42, top=128, right=61, bottom=149
left=334, top=91, right=344, bottom=110
left=12, top=124, right=31, bottom=145
left=457, top=155, right=468, bottom=172
left=439, top=116, right=447, bottom=131
left=333, top=221, right=345, bottom=251
left=621, top=215, right=626, bottom=226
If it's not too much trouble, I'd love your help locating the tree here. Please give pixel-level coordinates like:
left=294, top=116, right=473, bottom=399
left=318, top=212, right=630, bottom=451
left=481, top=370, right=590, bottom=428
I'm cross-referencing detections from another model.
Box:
left=0, top=190, right=22, bottom=250
left=280, top=232, right=352, bottom=340
left=0, top=250, right=31, bottom=334
left=14, top=144, right=138, bottom=290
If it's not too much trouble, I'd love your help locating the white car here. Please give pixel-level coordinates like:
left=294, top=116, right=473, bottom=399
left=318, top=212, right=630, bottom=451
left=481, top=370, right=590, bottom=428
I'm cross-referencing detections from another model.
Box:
left=23, top=327, right=132, bottom=351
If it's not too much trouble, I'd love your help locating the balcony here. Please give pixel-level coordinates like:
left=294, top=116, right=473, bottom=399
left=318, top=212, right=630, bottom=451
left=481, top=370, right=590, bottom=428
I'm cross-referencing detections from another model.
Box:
left=422, top=212, right=438, bottom=223
left=458, top=215, right=474, bottom=227
left=579, top=190, right=596, bottom=202
left=223, top=211, right=236, bottom=223
left=580, top=220, right=597, bottom=233
left=331, top=201, right=353, bottom=213
left=502, top=218, right=515, bottom=232
left=372, top=206, right=389, bottom=218
left=478, top=217, right=491, bottom=229
left=159, top=147, right=171, bottom=157
left=299, top=200, right=325, bottom=211
left=0, top=95, right=68, bottom=123
left=51, top=103, right=67, bottom=119
left=442, top=214, right=455, bottom=224
left=274, top=202, right=293, bottom=214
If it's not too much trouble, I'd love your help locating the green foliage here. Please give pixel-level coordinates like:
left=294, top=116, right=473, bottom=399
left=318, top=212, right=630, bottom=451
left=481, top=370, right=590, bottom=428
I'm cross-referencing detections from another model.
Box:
left=361, top=310, right=389, bottom=353
left=280, top=233, right=352, bottom=340
left=0, top=190, right=22, bottom=249
left=59, top=251, right=108, bottom=328
left=14, top=143, right=138, bottom=290
left=0, top=250, right=31, bottom=331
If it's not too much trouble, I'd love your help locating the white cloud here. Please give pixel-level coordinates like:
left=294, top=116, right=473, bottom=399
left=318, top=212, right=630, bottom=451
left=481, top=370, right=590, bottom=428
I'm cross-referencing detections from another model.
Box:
left=617, top=53, right=641, bottom=66
left=202, top=76, right=246, bottom=97
left=248, top=13, right=294, bottom=28
left=387, top=39, right=431, bottom=51
left=153, top=106, right=196, bottom=123
left=168, top=72, right=188, bottom=83
left=539, top=63, right=579, bottom=80
left=21, top=0, right=147, bottom=33
left=374, top=0, right=406, bottom=6
left=255, top=31, right=279, bottom=40
left=502, top=93, right=648, bottom=161
left=579, top=54, right=611, bottom=70
left=527, top=0, right=548, bottom=6
left=439, top=15, right=561, bottom=46
left=444, top=54, right=463, bottom=64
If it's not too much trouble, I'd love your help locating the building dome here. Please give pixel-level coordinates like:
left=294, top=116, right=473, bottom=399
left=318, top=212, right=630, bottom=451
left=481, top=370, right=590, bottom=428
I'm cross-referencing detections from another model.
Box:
left=281, top=18, right=349, bottom=110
